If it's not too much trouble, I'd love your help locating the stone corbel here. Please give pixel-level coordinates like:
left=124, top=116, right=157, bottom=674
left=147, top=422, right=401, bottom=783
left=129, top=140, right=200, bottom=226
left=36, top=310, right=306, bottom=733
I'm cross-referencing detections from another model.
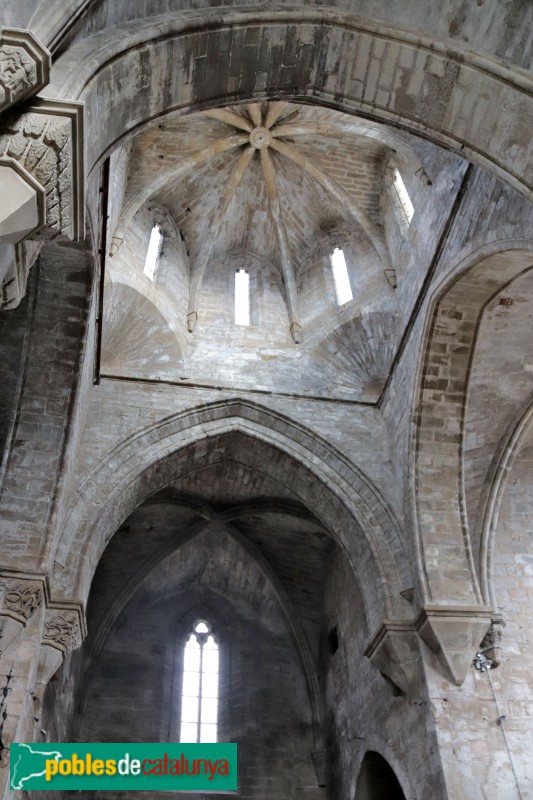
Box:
left=416, top=604, right=492, bottom=686
left=0, top=28, right=51, bottom=114
left=311, top=750, right=327, bottom=788
left=36, top=603, right=86, bottom=687
left=364, top=620, right=420, bottom=697
left=0, top=156, right=46, bottom=244
left=0, top=572, right=47, bottom=654
left=0, top=156, right=46, bottom=304
left=0, top=98, right=84, bottom=308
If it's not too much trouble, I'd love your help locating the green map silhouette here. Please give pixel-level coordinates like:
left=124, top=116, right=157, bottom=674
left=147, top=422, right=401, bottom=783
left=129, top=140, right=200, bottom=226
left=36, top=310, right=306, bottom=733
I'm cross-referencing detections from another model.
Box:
left=11, top=743, right=63, bottom=789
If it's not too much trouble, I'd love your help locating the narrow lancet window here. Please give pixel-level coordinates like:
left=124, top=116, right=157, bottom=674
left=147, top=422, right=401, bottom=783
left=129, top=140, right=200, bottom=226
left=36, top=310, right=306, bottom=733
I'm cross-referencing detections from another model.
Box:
left=234, top=268, right=250, bottom=326
left=392, top=168, right=414, bottom=229
left=330, top=248, right=353, bottom=306
left=180, top=620, right=219, bottom=743
left=144, top=223, right=163, bottom=281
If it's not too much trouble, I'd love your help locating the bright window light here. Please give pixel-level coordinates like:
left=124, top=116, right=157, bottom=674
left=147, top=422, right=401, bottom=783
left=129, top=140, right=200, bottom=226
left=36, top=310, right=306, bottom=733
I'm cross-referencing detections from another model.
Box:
left=180, top=621, right=219, bottom=744
left=234, top=269, right=250, bottom=326
left=393, top=168, right=414, bottom=227
left=330, top=248, right=353, bottom=306
left=144, top=223, right=163, bottom=280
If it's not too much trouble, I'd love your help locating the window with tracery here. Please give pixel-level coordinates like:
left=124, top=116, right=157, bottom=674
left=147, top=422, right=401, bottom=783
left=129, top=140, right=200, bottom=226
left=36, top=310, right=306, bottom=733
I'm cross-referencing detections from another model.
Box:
left=330, top=247, right=353, bottom=306
left=180, top=620, right=219, bottom=743
left=144, top=223, right=163, bottom=281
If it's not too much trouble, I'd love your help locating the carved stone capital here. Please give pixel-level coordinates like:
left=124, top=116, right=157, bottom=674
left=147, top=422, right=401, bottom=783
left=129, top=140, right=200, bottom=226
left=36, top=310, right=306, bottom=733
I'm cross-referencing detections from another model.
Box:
left=416, top=604, right=492, bottom=686
left=0, top=29, right=51, bottom=113
left=2, top=580, right=44, bottom=623
left=36, top=602, right=85, bottom=687
left=479, top=614, right=505, bottom=668
left=0, top=98, right=84, bottom=243
left=42, top=603, right=86, bottom=654
left=0, top=572, right=47, bottom=653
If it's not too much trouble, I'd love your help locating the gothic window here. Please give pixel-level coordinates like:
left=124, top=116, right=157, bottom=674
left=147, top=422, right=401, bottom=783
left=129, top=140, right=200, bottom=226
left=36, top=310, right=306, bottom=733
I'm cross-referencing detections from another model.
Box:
left=180, top=620, right=219, bottom=743
left=390, top=168, right=414, bottom=232
left=144, top=223, right=163, bottom=281
left=234, top=268, right=250, bottom=325
left=330, top=247, right=353, bottom=305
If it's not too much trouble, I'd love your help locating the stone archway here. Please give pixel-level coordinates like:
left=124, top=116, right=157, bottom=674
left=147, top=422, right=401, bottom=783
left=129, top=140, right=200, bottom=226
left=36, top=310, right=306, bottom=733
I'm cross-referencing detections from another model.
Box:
left=411, top=244, right=533, bottom=684
left=415, top=246, right=533, bottom=606
left=40, top=10, right=533, bottom=203
left=51, top=399, right=410, bottom=634
left=354, top=751, right=407, bottom=800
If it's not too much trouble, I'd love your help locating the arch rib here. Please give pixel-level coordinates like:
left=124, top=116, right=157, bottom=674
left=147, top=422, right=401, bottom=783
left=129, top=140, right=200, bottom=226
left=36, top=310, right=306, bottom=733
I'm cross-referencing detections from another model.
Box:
left=270, top=137, right=394, bottom=279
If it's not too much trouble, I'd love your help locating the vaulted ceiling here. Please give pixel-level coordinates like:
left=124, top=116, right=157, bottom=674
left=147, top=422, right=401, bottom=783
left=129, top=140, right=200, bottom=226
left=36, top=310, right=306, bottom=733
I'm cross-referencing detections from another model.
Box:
left=102, top=100, right=458, bottom=401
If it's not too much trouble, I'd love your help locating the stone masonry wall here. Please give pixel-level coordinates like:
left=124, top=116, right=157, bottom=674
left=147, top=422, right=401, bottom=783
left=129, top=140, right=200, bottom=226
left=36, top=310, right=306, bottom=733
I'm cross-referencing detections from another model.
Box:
left=41, top=524, right=323, bottom=800
left=322, top=546, right=446, bottom=800
left=423, top=435, right=533, bottom=800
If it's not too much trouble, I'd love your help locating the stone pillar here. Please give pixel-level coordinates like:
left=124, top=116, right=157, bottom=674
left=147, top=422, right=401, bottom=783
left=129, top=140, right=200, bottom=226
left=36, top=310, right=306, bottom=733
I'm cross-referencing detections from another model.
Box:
left=0, top=589, right=84, bottom=800
left=420, top=639, right=513, bottom=800
left=0, top=573, right=47, bottom=800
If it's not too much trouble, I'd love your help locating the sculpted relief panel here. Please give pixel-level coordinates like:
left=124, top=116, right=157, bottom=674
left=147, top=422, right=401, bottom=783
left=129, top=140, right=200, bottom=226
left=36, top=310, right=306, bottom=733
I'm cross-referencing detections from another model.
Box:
left=0, top=100, right=84, bottom=308
left=0, top=32, right=83, bottom=310
left=0, top=29, right=51, bottom=114
left=43, top=610, right=83, bottom=653
left=0, top=100, right=84, bottom=243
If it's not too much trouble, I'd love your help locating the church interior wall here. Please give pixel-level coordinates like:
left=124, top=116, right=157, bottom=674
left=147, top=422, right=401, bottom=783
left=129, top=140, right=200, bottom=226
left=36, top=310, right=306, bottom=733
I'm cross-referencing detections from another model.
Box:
left=42, top=526, right=322, bottom=799
left=0, top=3, right=532, bottom=798
left=423, top=425, right=533, bottom=798
left=322, top=546, right=444, bottom=800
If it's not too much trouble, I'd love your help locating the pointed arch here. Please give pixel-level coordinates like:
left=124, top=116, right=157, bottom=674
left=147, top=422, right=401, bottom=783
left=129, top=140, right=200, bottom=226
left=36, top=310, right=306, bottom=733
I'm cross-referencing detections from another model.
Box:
left=41, top=10, right=533, bottom=202
left=479, top=395, right=533, bottom=608
left=50, top=400, right=410, bottom=634
left=413, top=243, right=533, bottom=606
left=355, top=751, right=407, bottom=800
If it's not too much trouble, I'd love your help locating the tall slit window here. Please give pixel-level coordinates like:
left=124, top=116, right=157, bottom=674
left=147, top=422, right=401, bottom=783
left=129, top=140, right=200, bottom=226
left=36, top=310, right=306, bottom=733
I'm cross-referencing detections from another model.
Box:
left=144, top=223, right=163, bottom=281
left=180, top=620, right=219, bottom=743
left=234, top=268, right=250, bottom=326
left=391, top=168, right=414, bottom=232
left=330, top=247, right=353, bottom=306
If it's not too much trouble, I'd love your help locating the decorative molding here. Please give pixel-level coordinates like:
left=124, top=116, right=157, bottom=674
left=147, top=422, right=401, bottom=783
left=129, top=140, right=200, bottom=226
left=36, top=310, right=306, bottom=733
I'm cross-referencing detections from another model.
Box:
left=0, top=28, right=51, bottom=114
left=416, top=605, right=492, bottom=686
left=42, top=603, right=86, bottom=654
left=0, top=98, right=84, bottom=242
